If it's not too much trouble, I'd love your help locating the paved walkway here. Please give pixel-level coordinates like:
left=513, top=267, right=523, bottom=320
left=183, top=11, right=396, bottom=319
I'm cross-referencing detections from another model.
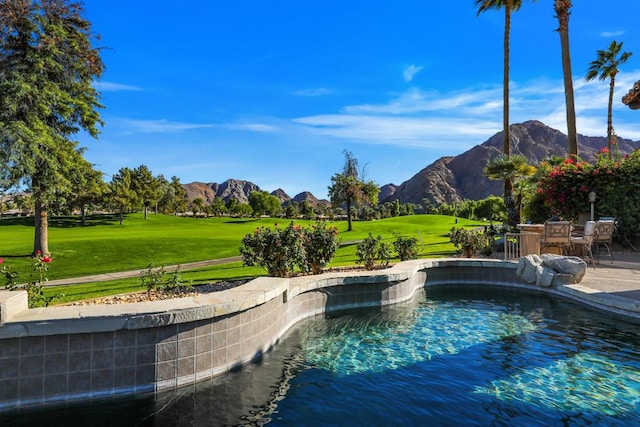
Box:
left=578, top=252, right=640, bottom=300
left=44, top=256, right=242, bottom=287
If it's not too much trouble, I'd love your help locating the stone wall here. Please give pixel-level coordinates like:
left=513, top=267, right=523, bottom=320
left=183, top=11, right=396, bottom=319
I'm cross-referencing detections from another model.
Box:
left=0, top=259, right=530, bottom=413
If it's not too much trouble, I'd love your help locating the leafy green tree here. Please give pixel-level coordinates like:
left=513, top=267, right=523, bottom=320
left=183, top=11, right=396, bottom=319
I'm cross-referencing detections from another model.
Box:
left=131, top=165, right=163, bottom=219
left=248, top=191, right=282, bottom=217
left=285, top=202, right=299, bottom=219
left=328, top=151, right=379, bottom=232
left=157, top=175, right=188, bottom=215
left=191, top=197, right=205, bottom=217
left=300, top=200, right=315, bottom=220
left=210, top=197, right=227, bottom=217
left=554, top=0, right=578, bottom=157
left=586, top=40, right=632, bottom=155
left=0, top=0, right=104, bottom=255
left=109, top=168, right=136, bottom=225
left=484, top=154, right=535, bottom=226
left=64, top=158, right=107, bottom=225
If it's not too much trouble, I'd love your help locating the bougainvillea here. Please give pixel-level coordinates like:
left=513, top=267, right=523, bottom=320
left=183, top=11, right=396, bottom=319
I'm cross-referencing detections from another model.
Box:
left=533, top=148, right=640, bottom=247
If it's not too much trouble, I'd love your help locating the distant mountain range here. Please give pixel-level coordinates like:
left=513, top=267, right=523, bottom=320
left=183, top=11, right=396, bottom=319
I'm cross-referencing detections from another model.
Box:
left=183, top=120, right=640, bottom=207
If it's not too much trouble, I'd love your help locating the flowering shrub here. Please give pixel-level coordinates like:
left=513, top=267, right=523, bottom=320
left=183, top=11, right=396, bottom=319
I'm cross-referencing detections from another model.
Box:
left=356, top=233, right=391, bottom=269
left=449, top=227, right=493, bottom=258
left=302, top=222, right=339, bottom=274
left=240, top=222, right=309, bottom=277
left=532, top=148, right=640, bottom=247
left=2, top=251, right=60, bottom=308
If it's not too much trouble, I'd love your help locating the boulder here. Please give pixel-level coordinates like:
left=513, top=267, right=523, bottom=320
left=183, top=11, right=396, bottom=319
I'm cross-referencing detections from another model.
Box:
left=515, top=255, right=587, bottom=287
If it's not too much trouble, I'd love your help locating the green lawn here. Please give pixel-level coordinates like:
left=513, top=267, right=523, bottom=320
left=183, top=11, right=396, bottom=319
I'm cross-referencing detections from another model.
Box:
left=0, top=213, right=486, bottom=304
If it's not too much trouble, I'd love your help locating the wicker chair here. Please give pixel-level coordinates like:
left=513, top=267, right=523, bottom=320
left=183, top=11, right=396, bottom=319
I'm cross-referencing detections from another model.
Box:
left=594, top=220, right=616, bottom=264
left=541, top=221, right=572, bottom=255
left=570, top=220, right=596, bottom=268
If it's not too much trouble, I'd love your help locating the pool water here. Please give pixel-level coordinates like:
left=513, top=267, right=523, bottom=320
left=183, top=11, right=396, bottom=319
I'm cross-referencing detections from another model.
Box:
left=4, top=286, right=640, bottom=426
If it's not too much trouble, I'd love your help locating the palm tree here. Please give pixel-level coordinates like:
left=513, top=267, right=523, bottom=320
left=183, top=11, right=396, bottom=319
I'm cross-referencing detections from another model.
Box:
left=554, top=0, right=578, bottom=158
left=586, top=40, right=632, bottom=156
left=484, top=154, right=536, bottom=226
left=475, top=0, right=529, bottom=160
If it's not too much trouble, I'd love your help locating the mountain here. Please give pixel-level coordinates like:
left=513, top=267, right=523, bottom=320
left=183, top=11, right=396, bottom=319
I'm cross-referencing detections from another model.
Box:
left=381, top=120, right=640, bottom=205
left=183, top=179, right=261, bottom=205
left=183, top=180, right=330, bottom=207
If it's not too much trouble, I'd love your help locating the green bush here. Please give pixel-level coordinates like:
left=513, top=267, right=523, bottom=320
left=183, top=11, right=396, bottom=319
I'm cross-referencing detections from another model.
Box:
left=139, top=263, right=190, bottom=294
left=356, top=233, right=391, bottom=269
left=393, top=235, right=419, bottom=261
left=449, top=227, right=492, bottom=258
left=534, top=148, right=640, bottom=247
left=302, top=221, right=340, bottom=274
left=239, top=221, right=339, bottom=277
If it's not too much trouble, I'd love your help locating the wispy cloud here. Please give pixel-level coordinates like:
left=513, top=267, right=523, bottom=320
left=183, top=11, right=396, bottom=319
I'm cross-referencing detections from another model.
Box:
left=225, top=122, right=279, bottom=132
left=292, top=88, right=333, bottom=97
left=121, top=119, right=215, bottom=133
left=95, top=81, right=143, bottom=92
left=600, top=30, right=625, bottom=38
left=293, top=70, right=640, bottom=151
left=403, top=65, right=423, bottom=82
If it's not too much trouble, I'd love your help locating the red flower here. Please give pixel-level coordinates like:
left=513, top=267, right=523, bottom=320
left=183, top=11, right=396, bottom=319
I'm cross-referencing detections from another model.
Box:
left=0, top=258, right=3, bottom=264
left=35, top=250, right=41, bottom=256
left=42, top=257, right=52, bottom=263
left=600, top=147, right=610, bottom=154
left=564, top=158, right=574, bottom=165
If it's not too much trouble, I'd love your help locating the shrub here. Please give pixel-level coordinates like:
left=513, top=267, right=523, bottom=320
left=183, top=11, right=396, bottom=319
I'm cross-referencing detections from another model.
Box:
left=139, top=263, right=190, bottom=294
left=356, top=233, right=391, bottom=270
left=239, top=222, right=307, bottom=277
left=393, top=235, right=419, bottom=261
left=302, top=221, right=340, bottom=274
left=2, top=251, right=61, bottom=308
left=449, top=227, right=492, bottom=258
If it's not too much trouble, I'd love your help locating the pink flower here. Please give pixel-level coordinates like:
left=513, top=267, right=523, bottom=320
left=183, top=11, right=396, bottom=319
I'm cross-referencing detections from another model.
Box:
left=600, top=147, right=610, bottom=154
left=42, top=257, right=52, bottom=263
left=0, top=258, right=3, bottom=264
left=35, top=250, right=41, bottom=255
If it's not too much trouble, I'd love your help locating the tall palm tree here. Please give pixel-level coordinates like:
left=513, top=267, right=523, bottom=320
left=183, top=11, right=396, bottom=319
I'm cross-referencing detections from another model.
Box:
left=475, top=0, right=526, bottom=159
left=484, top=154, right=536, bottom=226
left=554, top=0, right=578, bottom=158
left=586, top=40, right=632, bottom=156
left=475, top=0, right=532, bottom=227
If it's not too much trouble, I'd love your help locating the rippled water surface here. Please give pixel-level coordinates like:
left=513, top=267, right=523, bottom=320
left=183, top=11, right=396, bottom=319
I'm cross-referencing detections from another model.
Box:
left=4, top=286, right=640, bottom=426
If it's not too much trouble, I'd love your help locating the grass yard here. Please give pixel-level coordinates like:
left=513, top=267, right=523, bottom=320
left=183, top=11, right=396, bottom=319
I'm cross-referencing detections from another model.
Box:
left=0, top=213, right=486, bottom=304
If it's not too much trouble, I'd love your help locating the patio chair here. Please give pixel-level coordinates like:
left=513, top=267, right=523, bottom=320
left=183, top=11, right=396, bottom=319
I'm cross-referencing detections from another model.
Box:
left=594, top=219, right=616, bottom=264
left=541, top=221, right=572, bottom=255
left=570, top=220, right=596, bottom=268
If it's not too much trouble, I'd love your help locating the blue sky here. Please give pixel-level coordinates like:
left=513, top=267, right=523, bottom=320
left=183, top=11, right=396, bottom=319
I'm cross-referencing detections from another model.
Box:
left=80, top=1, right=640, bottom=200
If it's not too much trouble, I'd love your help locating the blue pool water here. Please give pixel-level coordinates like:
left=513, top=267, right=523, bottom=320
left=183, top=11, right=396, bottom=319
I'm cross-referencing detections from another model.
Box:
left=4, top=286, right=640, bottom=426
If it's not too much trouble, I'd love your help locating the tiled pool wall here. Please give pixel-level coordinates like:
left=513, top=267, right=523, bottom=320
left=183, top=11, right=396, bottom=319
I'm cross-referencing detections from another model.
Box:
left=0, top=259, right=530, bottom=412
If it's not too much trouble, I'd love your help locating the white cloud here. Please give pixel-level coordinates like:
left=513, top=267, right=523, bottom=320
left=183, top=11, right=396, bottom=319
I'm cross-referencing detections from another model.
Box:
left=293, top=69, right=640, bottom=151
left=121, top=119, right=214, bottom=133
left=94, top=81, right=143, bottom=92
left=600, top=30, right=625, bottom=38
left=403, top=65, right=423, bottom=82
left=225, top=123, right=279, bottom=132
left=292, top=88, right=333, bottom=97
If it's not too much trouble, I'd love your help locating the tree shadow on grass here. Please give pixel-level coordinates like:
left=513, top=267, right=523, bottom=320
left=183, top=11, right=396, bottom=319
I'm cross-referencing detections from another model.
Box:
left=224, top=218, right=261, bottom=224
left=0, top=214, right=120, bottom=228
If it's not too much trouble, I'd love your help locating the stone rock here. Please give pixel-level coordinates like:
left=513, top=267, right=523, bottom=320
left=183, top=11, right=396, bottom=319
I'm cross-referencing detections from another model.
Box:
left=552, top=273, right=575, bottom=287
left=540, top=254, right=587, bottom=283
left=516, top=255, right=542, bottom=284
left=535, top=265, right=556, bottom=288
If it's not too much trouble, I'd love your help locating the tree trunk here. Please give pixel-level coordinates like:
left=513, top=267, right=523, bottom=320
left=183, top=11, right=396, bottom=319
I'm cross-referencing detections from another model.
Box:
left=33, top=198, right=50, bottom=257
left=81, top=205, right=86, bottom=226
left=503, top=5, right=511, bottom=158
left=504, top=178, right=519, bottom=227
left=346, top=197, right=353, bottom=232
left=556, top=2, right=578, bottom=158
left=607, top=73, right=616, bottom=157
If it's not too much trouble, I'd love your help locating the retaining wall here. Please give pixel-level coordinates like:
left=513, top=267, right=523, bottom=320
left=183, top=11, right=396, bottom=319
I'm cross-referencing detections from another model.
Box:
left=0, top=258, right=546, bottom=412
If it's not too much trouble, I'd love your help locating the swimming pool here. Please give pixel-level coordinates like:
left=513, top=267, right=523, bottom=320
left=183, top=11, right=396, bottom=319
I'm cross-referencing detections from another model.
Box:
left=4, top=286, right=640, bottom=426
